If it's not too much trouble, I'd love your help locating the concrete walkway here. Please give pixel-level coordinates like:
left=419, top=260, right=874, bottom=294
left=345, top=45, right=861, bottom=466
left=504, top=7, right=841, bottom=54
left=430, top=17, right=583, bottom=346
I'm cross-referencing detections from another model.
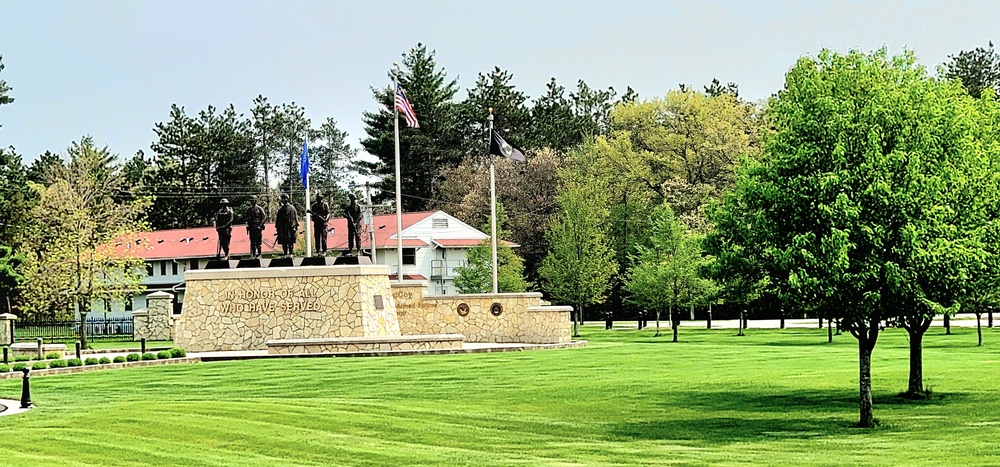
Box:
left=0, top=398, right=32, bottom=416
left=590, top=312, right=993, bottom=330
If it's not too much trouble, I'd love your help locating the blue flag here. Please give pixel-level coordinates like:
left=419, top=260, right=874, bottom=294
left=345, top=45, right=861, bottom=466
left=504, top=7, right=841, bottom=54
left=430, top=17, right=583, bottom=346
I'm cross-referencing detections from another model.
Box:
left=299, top=138, right=309, bottom=188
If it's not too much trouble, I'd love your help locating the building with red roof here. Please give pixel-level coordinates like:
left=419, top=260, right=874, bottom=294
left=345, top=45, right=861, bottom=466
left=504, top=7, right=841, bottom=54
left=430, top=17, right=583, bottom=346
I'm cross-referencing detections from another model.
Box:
left=114, top=210, right=511, bottom=315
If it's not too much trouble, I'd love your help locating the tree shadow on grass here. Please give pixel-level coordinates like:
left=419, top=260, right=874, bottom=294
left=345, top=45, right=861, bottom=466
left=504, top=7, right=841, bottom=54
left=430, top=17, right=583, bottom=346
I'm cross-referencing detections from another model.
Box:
left=607, top=388, right=967, bottom=444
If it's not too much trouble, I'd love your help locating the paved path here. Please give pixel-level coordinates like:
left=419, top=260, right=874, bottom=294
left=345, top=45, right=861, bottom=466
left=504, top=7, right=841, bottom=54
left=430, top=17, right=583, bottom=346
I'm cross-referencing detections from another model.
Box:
left=588, top=312, right=993, bottom=330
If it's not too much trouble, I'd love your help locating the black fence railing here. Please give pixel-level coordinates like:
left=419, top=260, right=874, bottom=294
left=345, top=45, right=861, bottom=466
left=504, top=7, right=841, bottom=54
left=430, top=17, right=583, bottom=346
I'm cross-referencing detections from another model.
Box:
left=13, top=317, right=134, bottom=343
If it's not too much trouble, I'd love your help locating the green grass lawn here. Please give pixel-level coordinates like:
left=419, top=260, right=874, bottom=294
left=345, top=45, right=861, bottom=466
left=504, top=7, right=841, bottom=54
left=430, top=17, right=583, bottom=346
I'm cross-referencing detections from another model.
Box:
left=1, top=326, right=999, bottom=466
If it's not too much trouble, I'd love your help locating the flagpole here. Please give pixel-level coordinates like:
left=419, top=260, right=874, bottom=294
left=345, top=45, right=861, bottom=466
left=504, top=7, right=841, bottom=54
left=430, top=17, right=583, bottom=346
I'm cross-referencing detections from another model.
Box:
left=394, top=62, right=404, bottom=281
left=305, top=170, right=312, bottom=258
left=488, top=109, right=498, bottom=295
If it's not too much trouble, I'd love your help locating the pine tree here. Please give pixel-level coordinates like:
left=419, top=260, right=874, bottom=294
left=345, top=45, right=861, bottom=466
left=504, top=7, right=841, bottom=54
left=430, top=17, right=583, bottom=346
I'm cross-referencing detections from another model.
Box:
left=361, top=43, right=463, bottom=211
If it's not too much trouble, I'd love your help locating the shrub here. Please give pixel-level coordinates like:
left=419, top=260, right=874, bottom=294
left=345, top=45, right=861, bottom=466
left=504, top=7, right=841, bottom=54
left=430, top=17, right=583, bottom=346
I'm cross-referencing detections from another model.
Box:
left=169, top=348, right=187, bottom=358
left=141, top=353, right=156, bottom=361
left=126, top=353, right=140, bottom=362
left=31, top=361, right=47, bottom=370
left=67, top=358, right=83, bottom=367
left=0, top=364, right=9, bottom=373
left=112, top=356, right=126, bottom=363
left=12, top=363, right=27, bottom=371
left=14, top=355, right=30, bottom=362
left=156, top=351, right=171, bottom=360
left=48, top=359, right=67, bottom=368
left=84, top=358, right=99, bottom=366
left=45, top=352, right=61, bottom=360
left=99, top=357, right=111, bottom=364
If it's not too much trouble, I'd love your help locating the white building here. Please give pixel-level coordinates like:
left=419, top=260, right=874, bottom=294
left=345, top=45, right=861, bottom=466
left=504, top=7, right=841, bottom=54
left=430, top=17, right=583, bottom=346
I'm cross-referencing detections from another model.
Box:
left=108, top=210, right=506, bottom=317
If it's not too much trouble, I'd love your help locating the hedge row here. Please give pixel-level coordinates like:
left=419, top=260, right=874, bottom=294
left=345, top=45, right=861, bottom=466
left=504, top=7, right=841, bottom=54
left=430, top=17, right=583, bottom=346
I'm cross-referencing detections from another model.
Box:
left=0, top=348, right=188, bottom=372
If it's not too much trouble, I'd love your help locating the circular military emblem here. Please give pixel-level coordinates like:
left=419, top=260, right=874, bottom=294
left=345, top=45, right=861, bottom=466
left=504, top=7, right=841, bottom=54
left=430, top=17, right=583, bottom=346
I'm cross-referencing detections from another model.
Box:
left=490, top=302, right=503, bottom=316
left=457, top=302, right=470, bottom=317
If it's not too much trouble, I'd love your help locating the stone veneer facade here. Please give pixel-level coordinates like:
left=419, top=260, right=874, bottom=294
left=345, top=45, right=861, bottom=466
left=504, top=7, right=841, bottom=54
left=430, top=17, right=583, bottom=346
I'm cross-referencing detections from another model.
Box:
left=175, top=265, right=400, bottom=352
left=391, top=281, right=573, bottom=344
left=266, top=334, right=464, bottom=355
left=134, top=291, right=173, bottom=341
left=0, top=313, right=14, bottom=346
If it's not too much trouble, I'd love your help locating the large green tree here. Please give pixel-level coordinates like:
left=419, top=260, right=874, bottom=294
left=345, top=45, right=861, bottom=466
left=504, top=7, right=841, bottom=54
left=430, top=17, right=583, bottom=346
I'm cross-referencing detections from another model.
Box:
left=148, top=104, right=260, bottom=229
left=709, top=49, right=987, bottom=426
left=453, top=204, right=529, bottom=294
left=19, top=137, right=150, bottom=346
left=361, top=43, right=463, bottom=211
left=539, top=177, right=617, bottom=337
left=943, top=41, right=1000, bottom=99
left=626, top=203, right=716, bottom=341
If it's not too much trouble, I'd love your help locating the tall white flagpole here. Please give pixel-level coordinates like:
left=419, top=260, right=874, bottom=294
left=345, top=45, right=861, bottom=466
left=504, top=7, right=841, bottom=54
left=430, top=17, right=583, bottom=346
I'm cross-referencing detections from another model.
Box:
left=488, top=109, right=498, bottom=294
left=305, top=169, right=312, bottom=258
left=394, top=62, right=404, bottom=281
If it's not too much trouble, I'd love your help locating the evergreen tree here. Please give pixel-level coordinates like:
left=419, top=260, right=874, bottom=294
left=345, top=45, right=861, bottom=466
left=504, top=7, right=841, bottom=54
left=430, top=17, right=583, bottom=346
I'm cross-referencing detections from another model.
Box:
left=361, top=43, right=463, bottom=211
left=943, top=41, right=1000, bottom=98
left=458, top=66, right=532, bottom=154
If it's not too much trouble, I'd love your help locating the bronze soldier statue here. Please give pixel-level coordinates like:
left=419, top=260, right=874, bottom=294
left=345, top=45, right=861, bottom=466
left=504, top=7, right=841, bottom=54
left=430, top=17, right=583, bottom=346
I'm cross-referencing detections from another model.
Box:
left=245, top=196, right=266, bottom=259
left=345, top=193, right=363, bottom=256
left=309, top=193, right=330, bottom=256
left=215, top=198, right=234, bottom=260
left=275, top=193, right=299, bottom=258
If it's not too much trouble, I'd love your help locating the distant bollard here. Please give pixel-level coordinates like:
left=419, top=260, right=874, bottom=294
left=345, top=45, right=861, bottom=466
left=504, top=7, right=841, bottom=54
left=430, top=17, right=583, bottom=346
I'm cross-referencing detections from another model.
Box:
left=75, top=341, right=81, bottom=360
left=2, top=346, right=7, bottom=365
left=20, top=368, right=31, bottom=409
left=36, top=337, right=43, bottom=360
left=141, top=338, right=146, bottom=355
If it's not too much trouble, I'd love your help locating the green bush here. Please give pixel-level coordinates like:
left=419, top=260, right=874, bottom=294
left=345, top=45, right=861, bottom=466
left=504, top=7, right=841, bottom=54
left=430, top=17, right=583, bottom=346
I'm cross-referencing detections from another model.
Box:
left=156, top=351, right=171, bottom=360
left=99, top=357, right=111, bottom=364
left=67, top=358, right=83, bottom=367
left=169, top=348, right=187, bottom=358
left=45, top=352, right=61, bottom=360
left=31, top=361, right=47, bottom=370
left=14, top=355, right=30, bottom=362
left=84, top=358, right=99, bottom=366
left=0, top=364, right=9, bottom=373
left=126, top=353, right=140, bottom=362
left=112, top=356, right=126, bottom=363
left=12, top=363, right=27, bottom=371
left=48, top=359, right=68, bottom=368
left=141, top=353, right=157, bottom=361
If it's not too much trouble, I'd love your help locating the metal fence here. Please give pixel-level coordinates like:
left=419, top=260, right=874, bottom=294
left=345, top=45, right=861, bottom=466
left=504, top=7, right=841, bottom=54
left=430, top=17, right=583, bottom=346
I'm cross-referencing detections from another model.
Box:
left=14, top=317, right=134, bottom=343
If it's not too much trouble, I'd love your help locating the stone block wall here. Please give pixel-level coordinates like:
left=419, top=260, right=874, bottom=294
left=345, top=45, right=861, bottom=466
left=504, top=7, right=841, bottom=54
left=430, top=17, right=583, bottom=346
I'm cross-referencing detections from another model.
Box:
left=392, top=282, right=573, bottom=344
left=266, top=334, right=464, bottom=355
left=175, top=265, right=400, bottom=352
left=134, top=292, right=173, bottom=341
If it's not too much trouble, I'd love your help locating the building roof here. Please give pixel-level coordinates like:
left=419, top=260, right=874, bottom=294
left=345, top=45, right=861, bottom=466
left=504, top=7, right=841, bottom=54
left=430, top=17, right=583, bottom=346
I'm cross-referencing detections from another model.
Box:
left=122, top=211, right=497, bottom=261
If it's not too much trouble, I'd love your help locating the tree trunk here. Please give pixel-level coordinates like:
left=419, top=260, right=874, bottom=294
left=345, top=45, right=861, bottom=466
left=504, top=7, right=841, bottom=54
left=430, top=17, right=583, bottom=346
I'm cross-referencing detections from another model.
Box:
left=780, top=316, right=785, bottom=329
left=572, top=303, right=580, bottom=337
left=672, top=308, right=678, bottom=343
left=689, top=304, right=695, bottom=321
left=904, top=317, right=931, bottom=397
left=976, top=312, right=983, bottom=347
left=828, top=318, right=833, bottom=343
left=907, top=328, right=924, bottom=395
left=858, top=337, right=876, bottom=427
left=654, top=309, right=661, bottom=337
left=819, top=317, right=823, bottom=329
left=707, top=304, right=712, bottom=329
left=79, top=308, right=89, bottom=350
left=944, top=313, right=951, bottom=335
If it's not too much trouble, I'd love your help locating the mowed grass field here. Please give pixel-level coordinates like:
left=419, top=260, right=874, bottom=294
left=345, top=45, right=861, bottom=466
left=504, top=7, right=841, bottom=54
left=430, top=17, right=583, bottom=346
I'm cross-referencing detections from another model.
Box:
left=2, top=325, right=1000, bottom=466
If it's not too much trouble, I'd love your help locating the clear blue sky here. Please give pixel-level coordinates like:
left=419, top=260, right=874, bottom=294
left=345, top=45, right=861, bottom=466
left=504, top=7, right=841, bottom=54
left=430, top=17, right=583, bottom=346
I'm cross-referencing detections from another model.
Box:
left=0, top=0, right=995, bottom=162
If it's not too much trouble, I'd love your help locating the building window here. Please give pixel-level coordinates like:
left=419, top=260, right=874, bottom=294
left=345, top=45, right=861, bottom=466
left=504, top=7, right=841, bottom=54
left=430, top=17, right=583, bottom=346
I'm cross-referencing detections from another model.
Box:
left=189, top=259, right=199, bottom=270
left=432, top=218, right=449, bottom=229
left=160, top=261, right=166, bottom=276
left=146, top=262, right=154, bottom=276
left=402, top=248, right=416, bottom=265
left=171, top=261, right=178, bottom=276
left=124, top=296, right=133, bottom=312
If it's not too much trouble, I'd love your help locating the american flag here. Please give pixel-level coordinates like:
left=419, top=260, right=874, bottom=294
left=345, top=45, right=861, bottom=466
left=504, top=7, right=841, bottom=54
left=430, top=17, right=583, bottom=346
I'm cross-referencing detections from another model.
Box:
left=394, top=85, right=420, bottom=128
